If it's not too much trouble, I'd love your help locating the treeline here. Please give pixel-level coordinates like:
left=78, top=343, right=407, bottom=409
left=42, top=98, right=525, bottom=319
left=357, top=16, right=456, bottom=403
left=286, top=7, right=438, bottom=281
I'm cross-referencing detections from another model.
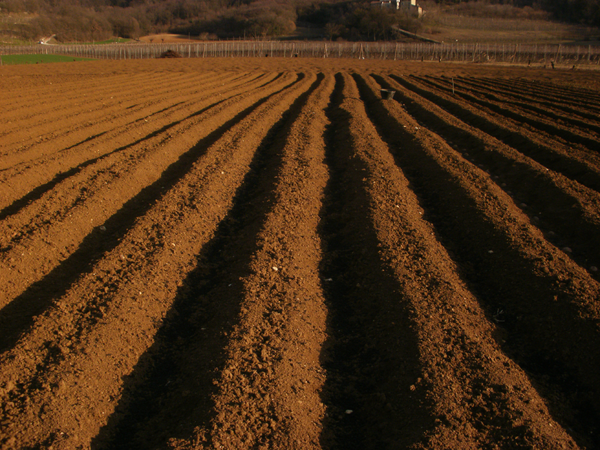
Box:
left=296, top=1, right=421, bottom=40
left=0, top=0, right=422, bottom=43
left=176, top=1, right=421, bottom=41
left=538, top=0, right=600, bottom=27
left=1, top=0, right=229, bottom=42
left=0, top=0, right=598, bottom=43
left=1, top=0, right=300, bottom=42
left=172, top=0, right=298, bottom=39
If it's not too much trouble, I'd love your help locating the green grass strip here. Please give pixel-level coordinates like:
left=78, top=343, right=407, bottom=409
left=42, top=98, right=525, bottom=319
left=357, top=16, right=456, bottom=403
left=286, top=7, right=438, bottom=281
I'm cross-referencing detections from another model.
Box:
left=0, top=54, right=95, bottom=65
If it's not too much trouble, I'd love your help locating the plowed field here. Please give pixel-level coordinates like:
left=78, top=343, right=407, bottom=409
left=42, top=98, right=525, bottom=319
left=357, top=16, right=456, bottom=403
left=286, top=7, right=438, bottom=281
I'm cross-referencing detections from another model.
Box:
left=1, top=58, right=600, bottom=450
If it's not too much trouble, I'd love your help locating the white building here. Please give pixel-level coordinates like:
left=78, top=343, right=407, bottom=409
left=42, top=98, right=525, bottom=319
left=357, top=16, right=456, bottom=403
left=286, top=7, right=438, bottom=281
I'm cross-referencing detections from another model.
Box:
left=370, top=0, right=423, bottom=17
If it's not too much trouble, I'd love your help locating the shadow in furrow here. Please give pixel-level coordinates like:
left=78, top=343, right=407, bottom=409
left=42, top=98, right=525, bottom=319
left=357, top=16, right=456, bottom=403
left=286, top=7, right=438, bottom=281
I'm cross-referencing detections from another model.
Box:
left=513, top=79, right=600, bottom=107
left=428, top=76, right=600, bottom=136
left=53, top=102, right=186, bottom=155
left=60, top=130, right=109, bottom=153
left=371, top=75, right=600, bottom=277
left=447, top=77, right=600, bottom=130
left=354, top=73, right=600, bottom=449
left=0, top=76, right=299, bottom=355
left=91, top=74, right=324, bottom=450
left=389, top=75, right=600, bottom=194
left=0, top=71, right=260, bottom=163
left=53, top=100, right=188, bottom=154
left=0, top=73, right=283, bottom=222
left=318, top=73, right=431, bottom=450
left=411, top=75, right=600, bottom=152
left=0, top=103, right=222, bottom=222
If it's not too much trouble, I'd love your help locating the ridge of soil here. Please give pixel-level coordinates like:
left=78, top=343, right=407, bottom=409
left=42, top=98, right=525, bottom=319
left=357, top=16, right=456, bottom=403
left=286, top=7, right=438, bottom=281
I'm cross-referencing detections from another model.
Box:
left=1, top=58, right=599, bottom=450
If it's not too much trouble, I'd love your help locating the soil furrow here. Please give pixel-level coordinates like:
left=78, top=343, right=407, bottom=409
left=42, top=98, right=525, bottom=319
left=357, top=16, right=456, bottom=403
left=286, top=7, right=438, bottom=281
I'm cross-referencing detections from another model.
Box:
left=185, top=72, right=330, bottom=450
left=98, top=72, right=332, bottom=450
left=437, top=76, right=600, bottom=137
left=453, top=77, right=600, bottom=126
left=318, top=73, right=433, bottom=449
left=0, top=71, right=270, bottom=179
left=0, top=70, right=202, bottom=144
left=1, top=58, right=599, bottom=450
left=0, top=70, right=213, bottom=125
left=0, top=71, right=235, bottom=164
left=0, top=71, right=254, bottom=165
left=412, top=75, right=600, bottom=153
left=0, top=71, right=316, bottom=450
left=372, top=74, right=600, bottom=277
left=0, top=72, right=279, bottom=216
left=0, top=72, right=300, bottom=350
left=355, top=72, right=600, bottom=448
left=508, top=78, right=600, bottom=106
left=318, top=71, right=578, bottom=450
left=390, top=75, right=600, bottom=193
left=0, top=74, right=208, bottom=162
left=0, top=71, right=163, bottom=115
left=0, top=72, right=282, bottom=212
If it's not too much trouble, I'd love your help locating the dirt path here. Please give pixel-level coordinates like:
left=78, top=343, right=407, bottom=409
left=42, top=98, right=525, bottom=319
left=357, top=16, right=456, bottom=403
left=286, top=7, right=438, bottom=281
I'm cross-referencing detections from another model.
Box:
left=1, top=58, right=599, bottom=450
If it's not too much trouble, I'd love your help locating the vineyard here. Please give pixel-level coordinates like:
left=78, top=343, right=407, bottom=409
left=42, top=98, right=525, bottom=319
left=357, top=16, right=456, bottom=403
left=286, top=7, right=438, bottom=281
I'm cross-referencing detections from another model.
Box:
left=2, top=41, right=600, bottom=66
left=1, top=58, right=600, bottom=449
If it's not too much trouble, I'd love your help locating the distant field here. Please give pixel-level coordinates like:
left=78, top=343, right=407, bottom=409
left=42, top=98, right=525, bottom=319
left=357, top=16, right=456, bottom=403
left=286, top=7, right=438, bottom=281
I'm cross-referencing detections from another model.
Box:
left=0, top=54, right=95, bottom=64
left=422, top=16, right=600, bottom=44
left=420, top=2, right=600, bottom=44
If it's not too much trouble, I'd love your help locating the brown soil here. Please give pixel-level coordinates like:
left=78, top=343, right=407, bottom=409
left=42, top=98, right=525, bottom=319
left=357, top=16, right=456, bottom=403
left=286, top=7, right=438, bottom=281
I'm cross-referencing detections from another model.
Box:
left=1, top=58, right=600, bottom=450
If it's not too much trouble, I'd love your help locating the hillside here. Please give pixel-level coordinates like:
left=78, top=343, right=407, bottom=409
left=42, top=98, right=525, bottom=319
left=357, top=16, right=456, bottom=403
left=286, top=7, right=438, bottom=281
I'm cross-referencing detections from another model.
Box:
left=0, top=0, right=599, bottom=45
